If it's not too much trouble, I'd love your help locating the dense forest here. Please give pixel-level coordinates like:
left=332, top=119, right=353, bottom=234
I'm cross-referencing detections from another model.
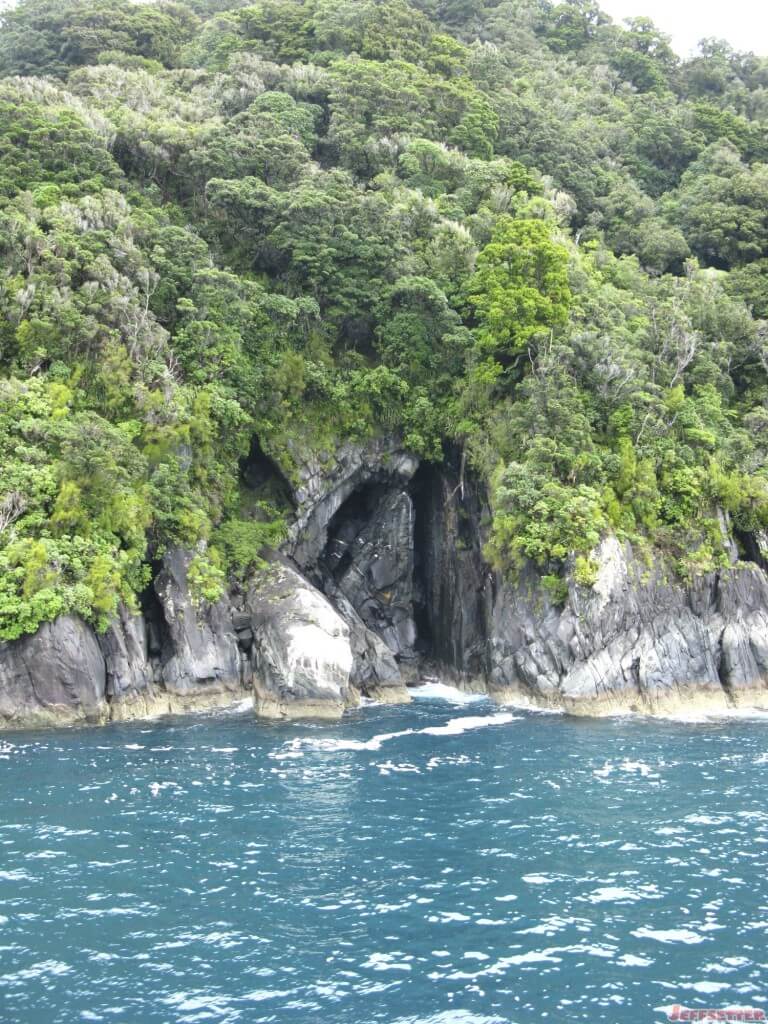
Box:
left=2, top=0, right=768, bottom=640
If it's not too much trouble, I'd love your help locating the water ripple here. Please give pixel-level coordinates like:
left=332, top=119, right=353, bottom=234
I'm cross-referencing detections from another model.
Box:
left=0, top=691, right=767, bottom=1023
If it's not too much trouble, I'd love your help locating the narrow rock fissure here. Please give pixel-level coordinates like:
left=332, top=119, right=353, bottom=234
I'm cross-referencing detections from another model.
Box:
left=138, top=565, right=169, bottom=679
left=715, top=626, right=736, bottom=704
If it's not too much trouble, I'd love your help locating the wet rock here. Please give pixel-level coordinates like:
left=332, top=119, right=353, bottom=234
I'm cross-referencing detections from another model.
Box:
left=323, top=486, right=418, bottom=665
left=0, top=615, right=108, bottom=729
left=153, top=549, right=246, bottom=708
left=246, top=560, right=356, bottom=719
left=411, top=459, right=491, bottom=684
left=324, top=586, right=410, bottom=702
left=287, top=436, right=418, bottom=569
left=488, top=537, right=768, bottom=715
left=99, top=605, right=167, bottom=721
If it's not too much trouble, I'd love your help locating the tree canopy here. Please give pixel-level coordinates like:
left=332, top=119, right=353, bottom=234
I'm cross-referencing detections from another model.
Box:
left=2, top=0, right=768, bottom=636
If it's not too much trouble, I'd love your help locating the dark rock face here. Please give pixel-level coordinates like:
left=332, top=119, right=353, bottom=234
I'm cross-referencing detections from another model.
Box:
left=98, top=604, right=159, bottom=718
left=152, top=549, right=245, bottom=705
left=0, top=615, right=107, bottom=728
left=411, top=460, right=492, bottom=683
left=487, top=538, right=768, bottom=714
left=321, top=484, right=417, bottom=667
left=287, top=437, right=419, bottom=569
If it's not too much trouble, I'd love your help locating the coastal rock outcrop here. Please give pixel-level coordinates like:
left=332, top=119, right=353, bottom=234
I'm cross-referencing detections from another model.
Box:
left=4, top=435, right=768, bottom=730
left=98, top=604, right=161, bottom=720
left=488, top=537, right=768, bottom=715
left=0, top=615, right=108, bottom=728
left=287, top=436, right=419, bottom=568
left=245, top=560, right=355, bottom=719
left=152, top=549, right=244, bottom=710
left=320, top=484, right=418, bottom=670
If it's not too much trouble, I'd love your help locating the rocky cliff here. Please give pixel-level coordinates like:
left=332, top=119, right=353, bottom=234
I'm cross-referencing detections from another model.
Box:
left=2, top=437, right=768, bottom=729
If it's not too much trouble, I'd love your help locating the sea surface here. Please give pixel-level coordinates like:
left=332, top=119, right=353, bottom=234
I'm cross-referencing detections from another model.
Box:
left=1, top=684, right=767, bottom=1024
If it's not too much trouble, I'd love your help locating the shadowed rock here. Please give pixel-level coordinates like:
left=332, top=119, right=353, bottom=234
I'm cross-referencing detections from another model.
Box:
left=0, top=615, right=107, bottom=729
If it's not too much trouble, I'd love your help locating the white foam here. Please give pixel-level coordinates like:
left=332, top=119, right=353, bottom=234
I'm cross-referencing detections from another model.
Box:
left=594, top=759, right=660, bottom=780
left=226, top=698, right=254, bottom=713
left=410, top=681, right=487, bottom=704
left=631, top=926, right=705, bottom=944
left=619, top=759, right=658, bottom=777
left=616, top=954, right=654, bottom=967
left=362, top=953, right=412, bottom=972
left=376, top=761, right=422, bottom=774
left=289, top=729, right=415, bottom=753
left=662, top=706, right=768, bottom=723
left=421, top=713, right=519, bottom=736
left=585, top=886, right=660, bottom=904
left=497, top=950, right=563, bottom=966
left=289, top=712, right=518, bottom=753
left=685, top=981, right=731, bottom=994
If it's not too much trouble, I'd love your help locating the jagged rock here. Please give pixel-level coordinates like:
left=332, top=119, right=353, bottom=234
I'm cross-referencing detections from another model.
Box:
left=99, top=605, right=167, bottom=721
left=0, top=615, right=108, bottom=729
left=323, top=586, right=410, bottom=702
left=287, top=436, right=419, bottom=568
left=153, top=549, right=246, bottom=709
left=5, top=435, right=768, bottom=732
left=246, top=560, right=356, bottom=719
left=323, top=486, right=418, bottom=665
left=488, top=537, right=768, bottom=715
left=411, top=460, right=491, bottom=684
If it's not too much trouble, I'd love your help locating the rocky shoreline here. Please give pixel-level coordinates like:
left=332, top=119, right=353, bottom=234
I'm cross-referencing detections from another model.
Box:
left=3, top=437, right=768, bottom=731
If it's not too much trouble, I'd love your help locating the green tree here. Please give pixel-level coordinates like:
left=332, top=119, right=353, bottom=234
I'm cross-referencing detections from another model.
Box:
left=466, top=216, right=572, bottom=358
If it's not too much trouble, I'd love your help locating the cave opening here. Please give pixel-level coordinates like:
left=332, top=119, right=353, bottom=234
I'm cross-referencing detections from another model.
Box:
left=310, top=455, right=488, bottom=678
left=240, top=437, right=295, bottom=512
left=735, top=529, right=768, bottom=571
left=139, top=562, right=169, bottom=662
left=319, top=479, right=394, bottom=585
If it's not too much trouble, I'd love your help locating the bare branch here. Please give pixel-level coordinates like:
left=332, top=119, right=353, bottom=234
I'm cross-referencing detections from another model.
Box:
left=0, top=491, right=26, bottom=534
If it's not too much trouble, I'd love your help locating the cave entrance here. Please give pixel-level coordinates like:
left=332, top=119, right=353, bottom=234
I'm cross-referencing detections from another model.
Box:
left=240, top=437, right=295, bottom=511
left=310, top=456, right=489, bottom=678
left=735, top=529, right=768, bottom=571
left=410, top=454, right=490, bottom=677
left=319, top=479, right=394, bottom=585
left=315, top=475, right=425, bottom=666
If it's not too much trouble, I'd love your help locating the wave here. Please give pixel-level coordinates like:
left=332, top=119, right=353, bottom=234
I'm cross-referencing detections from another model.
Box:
left=287, top=712, right=519, bottom=754
left=655, top=705, right=768, bottom=724
left=421, top=713, right=519, bottom=736
left=409, top=681, right=487, bottom=704
left=631, top=926, right=705, bottom=944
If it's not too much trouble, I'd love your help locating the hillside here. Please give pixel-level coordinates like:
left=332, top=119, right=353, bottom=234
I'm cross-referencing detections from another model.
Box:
left=2, top=0, right=768, bottom=644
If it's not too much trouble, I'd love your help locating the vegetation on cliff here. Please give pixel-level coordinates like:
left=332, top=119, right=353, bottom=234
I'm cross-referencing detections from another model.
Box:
left=2, top=0, right=768, bottom=638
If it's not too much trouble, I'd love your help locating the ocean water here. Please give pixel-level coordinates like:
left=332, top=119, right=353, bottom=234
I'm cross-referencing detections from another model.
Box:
left=1, top=686, right=767, bottom=1024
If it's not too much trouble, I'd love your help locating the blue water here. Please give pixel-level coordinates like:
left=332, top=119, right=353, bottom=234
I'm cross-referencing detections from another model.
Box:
left=1, top=686, right=767, bottom=1024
